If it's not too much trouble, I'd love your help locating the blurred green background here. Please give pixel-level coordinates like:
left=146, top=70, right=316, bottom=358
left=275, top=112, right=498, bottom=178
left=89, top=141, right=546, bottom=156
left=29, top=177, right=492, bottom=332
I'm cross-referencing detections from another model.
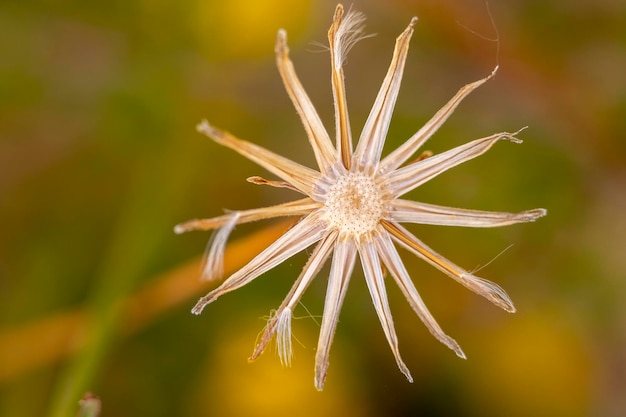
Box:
left=1, top=0, right=625, bottom=416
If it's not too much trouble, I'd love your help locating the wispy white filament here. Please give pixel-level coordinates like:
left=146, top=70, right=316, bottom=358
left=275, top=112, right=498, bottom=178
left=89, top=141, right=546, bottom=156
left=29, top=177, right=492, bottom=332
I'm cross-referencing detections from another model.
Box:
left=333, top=8, right=369, bottom=68
left=202, top=212, right=240, bottom=280
left=276, top=307, right=293, bottom=366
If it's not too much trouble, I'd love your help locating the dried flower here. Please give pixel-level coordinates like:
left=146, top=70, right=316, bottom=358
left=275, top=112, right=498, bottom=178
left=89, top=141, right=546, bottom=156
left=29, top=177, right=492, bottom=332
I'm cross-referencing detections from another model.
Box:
left=176, top=4, right=546, bottom=390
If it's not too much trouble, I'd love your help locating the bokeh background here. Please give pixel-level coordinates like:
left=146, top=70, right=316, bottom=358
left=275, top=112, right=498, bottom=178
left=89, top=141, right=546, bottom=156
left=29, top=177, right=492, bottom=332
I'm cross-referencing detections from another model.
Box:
left=1, top=0, right=625, bottom=416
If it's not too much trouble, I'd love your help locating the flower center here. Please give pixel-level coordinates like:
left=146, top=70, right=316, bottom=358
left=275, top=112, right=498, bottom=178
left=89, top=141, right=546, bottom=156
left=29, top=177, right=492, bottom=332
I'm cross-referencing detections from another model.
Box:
left=319, top=171, right=385, bottom=238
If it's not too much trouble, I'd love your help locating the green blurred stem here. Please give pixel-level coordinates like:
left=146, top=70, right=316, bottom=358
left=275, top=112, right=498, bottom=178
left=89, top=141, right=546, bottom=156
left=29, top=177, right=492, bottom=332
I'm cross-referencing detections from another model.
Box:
left=76, top=394, right=101, bottom=417
left=46, top=142, right=194, bottom=417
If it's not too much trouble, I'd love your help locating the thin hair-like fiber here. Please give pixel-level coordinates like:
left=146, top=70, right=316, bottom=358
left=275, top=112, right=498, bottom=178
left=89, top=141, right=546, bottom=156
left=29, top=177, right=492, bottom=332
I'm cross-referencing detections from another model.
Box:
left=202, top=212, right=240, bottom=281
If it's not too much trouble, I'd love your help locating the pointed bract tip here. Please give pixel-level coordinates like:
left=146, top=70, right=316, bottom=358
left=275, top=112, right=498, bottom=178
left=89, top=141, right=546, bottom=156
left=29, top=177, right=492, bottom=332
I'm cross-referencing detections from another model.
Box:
left=497, top=129, right=525, bottom=145
left=518, top=208, right=548, bottom=223
left=248, top=342, right=264, bottom=363
left=314, top=374, right=326, bottom=391
left=409, top=16, right=418, bottom=26
left=314, top=360, right=329, bottom=391
left=196, top=119, right=210, bottom=133
left=533, top=208, right=548, bottom=218
left=334, top=3, right=344, bottom=18
left=501, top=129, right=525, bottom=144
left=275, top=29, right=289, bottom=54
left=196, top=119, right=223, bottom=140
left=276, top=29, right=287, bottom=43
left=499, top=299, right=516, bottom=313
left=513, top=125, right=528, bottom=136
left=191, top=298, right=211, bottom=315
left=444, top=336, right=466, bottom=359
left=403, top=369, right=414, bottom=383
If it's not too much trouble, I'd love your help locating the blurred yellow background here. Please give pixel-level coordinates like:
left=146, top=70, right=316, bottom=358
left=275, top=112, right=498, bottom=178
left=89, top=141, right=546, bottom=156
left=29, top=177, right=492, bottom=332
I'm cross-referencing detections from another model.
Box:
left=1, top=0, right=624, bottom=416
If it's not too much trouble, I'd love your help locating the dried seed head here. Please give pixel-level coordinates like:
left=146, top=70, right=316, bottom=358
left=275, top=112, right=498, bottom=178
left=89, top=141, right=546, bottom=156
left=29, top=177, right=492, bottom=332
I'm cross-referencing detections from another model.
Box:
left=180, top=3, right=547, bottom=391
left=317, top=171, right=386, bottom=238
